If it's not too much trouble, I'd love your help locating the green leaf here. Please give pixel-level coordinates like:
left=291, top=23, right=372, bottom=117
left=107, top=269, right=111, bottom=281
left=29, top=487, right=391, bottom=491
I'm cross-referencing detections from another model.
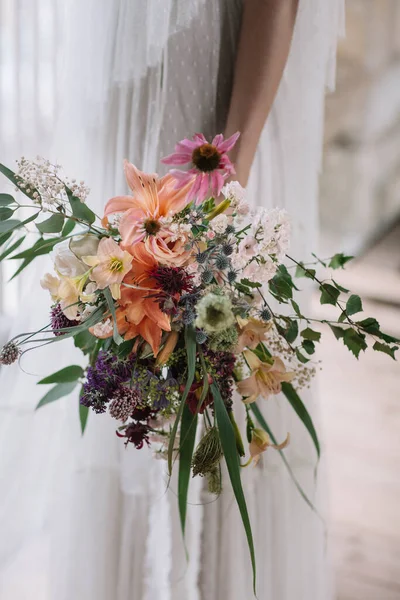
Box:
left=0, top=236, right=24, bottom=261
left=342, top=328, right=367, bottom=358
left=11, top=236, right=60, bottom=260
left=0, top=219, right=21, bottom=234
left=36, top=381, right=78, bottom=409
left=74, top=330, right=99, bottom=355
left=300, top=328, right=321, bottom=342
left=0, top=232, right=12, bottom=247
left=212, top=382, right=256, bottom=594
left=250, top=403, right=320, bottom=516
left=356, top=317, right=400, bottom=344
left=338, top=311, right=347, bottom=323
left=295, top=349, right=309, bottom=364
left=319, top=283, right=340, bottom=306
left=79, top=387, right=90, bottom=434
left=240, top=278, right=262, bottom=289
left=168, top=325, right=197, bottom=475
left=38, top=365, right=84, bottom=384
left=0, top=193, right=15, bottom=206
left=302, top=340, right=315, bottom=355
left=328, top=253, right=353, bottom=269
left=103, top=287, right=123, bottom=345
left=329, top=324, right=345, bottom=340
left=295, top=263, right=316, bottom=279
left=346, top=294, right=363, bottom=316
left=277, top=318, right=298, bottom=344
left=62, top=218, right=76, bottom=236
left=36, top=213, right=65, bottom=233
left=66, top=187, right=96, bottom=224
left=373, top=341, right=398, bottom=360
left=0, top=207, right=14, bottom=221
left=332, top=279, right=350, bottom=293
left=281, top=381, right=320, bottom=459
left=178, top=402, right=198, bottom=538
left=291, top=299, right=303, bottom=318
left=0, top=163, right=40, bottom=201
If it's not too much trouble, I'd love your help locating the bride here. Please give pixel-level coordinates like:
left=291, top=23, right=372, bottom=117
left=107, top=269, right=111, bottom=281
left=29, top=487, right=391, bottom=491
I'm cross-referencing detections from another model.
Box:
left=0, top=0, right=344, bottom=598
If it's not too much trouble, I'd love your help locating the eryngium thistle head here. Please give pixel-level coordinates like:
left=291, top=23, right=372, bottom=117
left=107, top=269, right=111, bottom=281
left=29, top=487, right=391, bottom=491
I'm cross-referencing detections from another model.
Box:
left=214, top=254, right=230, bottom=271
left=227, top=270, right=237, bottom=283
left=0, top=341, right=20, bottom=365
left=225, top=224, right=235, bottom=235
left=109, top=386, right=139, bottom=422
left=50, top=304, right=78, bottom=336
left=196, top=329, right=208, bottom=344
left=196, top=251, right=208, bottom=265
left=201, top=269, right=214, bottom=284
left=192, top=426, right=223, bottom=477
left=221, top=243, right=233, bottom=256
left=260, top=308, right=272, bottom=321
left=182, top=308, right=196, bottom=325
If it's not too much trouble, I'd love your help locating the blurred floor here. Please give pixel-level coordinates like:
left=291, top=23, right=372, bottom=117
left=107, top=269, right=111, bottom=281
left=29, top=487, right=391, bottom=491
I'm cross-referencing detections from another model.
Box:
left=316, top=221, right=400, bottom=600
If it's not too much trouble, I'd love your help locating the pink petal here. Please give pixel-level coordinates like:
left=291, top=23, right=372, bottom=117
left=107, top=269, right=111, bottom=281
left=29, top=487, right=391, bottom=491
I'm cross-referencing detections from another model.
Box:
left=217, top=131, right=240, bottom=153
left=219, top=155, right=236, bottom=175
left=123, top=160, right=159, bottom=214
left=160, top=152, right=190, bottom=166
left=193, top=133, right=207, bottom=144
left=211, top=171, right=225, bottom=197
left=187, top=173, right=203, bottom=202
left=197, top=173, right=210, bottom=203
left=176, top=139, right=199, bottom=151
left=212, top=134, right=223, bottom=147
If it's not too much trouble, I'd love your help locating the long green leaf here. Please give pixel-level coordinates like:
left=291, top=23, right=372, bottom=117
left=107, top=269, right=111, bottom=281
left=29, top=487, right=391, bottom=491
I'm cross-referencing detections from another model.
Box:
left=0, top=219, right=21, bottom=234
left=281, top=382, right=320, bottom=459
left=38, top=365, right=84, bottom=384
left=250, top=403, right=320, bottom=516
left=79, top=386, right=89, bottom=434
left=168, top=325, right=197, bottom=474
left=36, top=381, right=78, bottom=409
left=212, top=382, right=256, bottom=594
left=103, top=288, right=123, bottom=345
left=0, top=236, right=24, bottom=261
left=0, top=163, right=40, bottom=201
left=178, top=403, right=198, bottom=538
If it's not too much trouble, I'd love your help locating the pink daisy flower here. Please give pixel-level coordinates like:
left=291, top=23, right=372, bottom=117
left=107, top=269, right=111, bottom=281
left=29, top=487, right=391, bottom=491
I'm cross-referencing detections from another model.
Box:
left=161, top=132, right=240, bottom=204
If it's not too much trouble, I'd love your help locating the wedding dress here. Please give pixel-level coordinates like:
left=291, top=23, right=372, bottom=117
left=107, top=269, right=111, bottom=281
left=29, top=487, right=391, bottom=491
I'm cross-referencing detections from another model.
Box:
left=0, top=1, right=344, bottom=598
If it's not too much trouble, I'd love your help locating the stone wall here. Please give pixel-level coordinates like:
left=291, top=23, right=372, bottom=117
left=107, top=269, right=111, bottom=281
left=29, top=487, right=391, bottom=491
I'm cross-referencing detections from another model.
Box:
left=320, top=0, right=400, bottom=254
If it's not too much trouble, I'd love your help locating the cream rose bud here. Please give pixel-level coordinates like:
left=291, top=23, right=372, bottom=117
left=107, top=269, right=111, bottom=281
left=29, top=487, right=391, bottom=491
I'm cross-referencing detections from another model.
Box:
left=51, top=239, right=87, bottom=278
left=210, top=214, right=228, bottom=234
left=69, top=234, right=100, bottom=260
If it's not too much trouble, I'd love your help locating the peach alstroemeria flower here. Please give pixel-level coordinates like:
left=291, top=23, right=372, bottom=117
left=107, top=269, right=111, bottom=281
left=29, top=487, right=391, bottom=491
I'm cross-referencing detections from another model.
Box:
left=116, top=243, right=171, bottom=356
left=236, top=317, right=272, bottom=353
left=249, top=429, right=290, bottom=466
left=83, top=238, right=132, bottom=300
left=237, top=350, right=294, bottom=404
left=103, top=161, right=194, bottom=266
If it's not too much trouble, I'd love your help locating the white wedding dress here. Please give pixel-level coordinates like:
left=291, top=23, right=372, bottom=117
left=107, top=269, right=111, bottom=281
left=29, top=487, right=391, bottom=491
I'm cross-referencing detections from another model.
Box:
left=0, top=1, right=344, bottom=599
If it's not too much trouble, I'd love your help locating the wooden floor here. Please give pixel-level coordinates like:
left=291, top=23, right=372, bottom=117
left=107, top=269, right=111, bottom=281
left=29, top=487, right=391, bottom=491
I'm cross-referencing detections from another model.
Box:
left=316, top=222, right=400, bottom=599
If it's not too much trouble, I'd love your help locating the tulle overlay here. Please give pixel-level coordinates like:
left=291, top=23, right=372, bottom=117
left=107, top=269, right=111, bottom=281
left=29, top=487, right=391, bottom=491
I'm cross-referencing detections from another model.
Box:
left=0, top=0, right=344, bottom=598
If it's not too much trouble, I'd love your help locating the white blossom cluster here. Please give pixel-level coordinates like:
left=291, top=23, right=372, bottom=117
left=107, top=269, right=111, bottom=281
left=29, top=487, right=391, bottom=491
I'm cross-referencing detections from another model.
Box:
left=16, top=157, right=90, bottom=210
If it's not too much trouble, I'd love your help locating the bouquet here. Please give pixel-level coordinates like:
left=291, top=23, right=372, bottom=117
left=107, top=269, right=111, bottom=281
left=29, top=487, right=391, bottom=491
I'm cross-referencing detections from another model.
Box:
left=0, top=133, right=397, bottom=592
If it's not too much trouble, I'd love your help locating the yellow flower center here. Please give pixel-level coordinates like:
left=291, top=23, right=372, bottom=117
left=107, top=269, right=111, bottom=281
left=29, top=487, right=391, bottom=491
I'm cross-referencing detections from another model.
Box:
left=192, top=143, right=221, bottom=172
left=109, top=257, right=124, bottom=273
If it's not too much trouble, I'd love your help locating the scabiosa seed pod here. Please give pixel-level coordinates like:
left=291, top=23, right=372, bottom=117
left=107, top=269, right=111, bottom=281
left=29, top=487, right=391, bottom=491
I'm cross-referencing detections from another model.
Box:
left=201, top=269, right=214, bottom=284
left=222, top=243, right=234, bottom=256
left=196, top=251, right=208, bottom=265
left=50, top=304, right=78, bottom=336
left=109, top=387, right=139, bottom=422
left=214, top=254, right=230, bottom=271
left=260, top=308, right=272, bottom=321
left=227, top=270, right=237, bottom=283
left=196, top=329, right=208, bottom=344
left=225, top=224, right=236, bottom=235
left=0, top=341, right=20, bottom=366
left=192, top=426, right=223, bottom=477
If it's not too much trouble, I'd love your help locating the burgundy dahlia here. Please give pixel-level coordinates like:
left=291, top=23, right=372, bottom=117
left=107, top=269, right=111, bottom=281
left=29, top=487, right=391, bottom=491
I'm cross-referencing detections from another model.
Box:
left=117, top=422, right=150, bottom=449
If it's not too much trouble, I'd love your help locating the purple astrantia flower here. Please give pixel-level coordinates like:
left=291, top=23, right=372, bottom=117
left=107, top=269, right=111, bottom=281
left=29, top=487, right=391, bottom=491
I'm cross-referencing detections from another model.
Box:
left=50, top=304, right=78, bottom=337
left=161, top=132, right=240, bottom=204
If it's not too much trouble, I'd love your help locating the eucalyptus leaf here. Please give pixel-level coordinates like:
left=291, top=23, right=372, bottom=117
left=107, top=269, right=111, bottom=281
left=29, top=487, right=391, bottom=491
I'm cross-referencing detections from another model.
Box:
left=36, top=381, right=78, bottom=409
left=0, top=236, right=24, bottom=261
left=0, top=207, right=14, bottom=221
left=0, top=193, right=15, bottom=206
left=38, top=365, right=84, bottom=384
left=0, top=219, right=21, bottom=234
left=36, top=213, right=65, bottom=233
left=66, top=187, right=96, bottom=224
